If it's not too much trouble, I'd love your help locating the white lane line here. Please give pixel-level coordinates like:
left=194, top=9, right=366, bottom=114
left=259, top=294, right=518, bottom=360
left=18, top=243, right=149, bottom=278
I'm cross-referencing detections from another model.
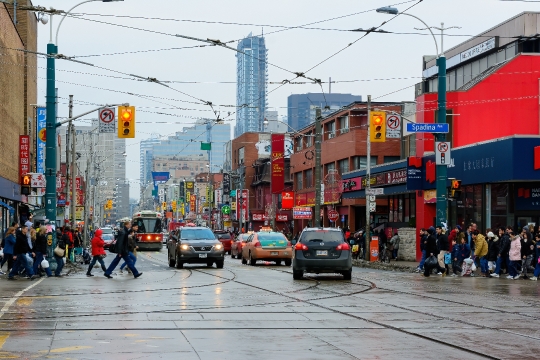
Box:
left=0, top=278, right=45, bottom=319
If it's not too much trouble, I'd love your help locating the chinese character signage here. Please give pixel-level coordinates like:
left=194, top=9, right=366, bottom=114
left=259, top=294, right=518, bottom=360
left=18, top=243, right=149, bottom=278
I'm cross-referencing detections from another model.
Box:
left=19, top=135, right=30, bottom=178
left=281, top=191, right=294, bottom=209
left=236, top=189, right=249, bottom=221
left=222, top=173, right=230, bottom=194
left=271, top=134, right=285, bottom=194
left=36, top=107, right=46, bottom=173
left=31, top=173, right=46, bottom=188
left=293, top=207, right=312, bottom=219
left=190, top=194, right=196, bottom=211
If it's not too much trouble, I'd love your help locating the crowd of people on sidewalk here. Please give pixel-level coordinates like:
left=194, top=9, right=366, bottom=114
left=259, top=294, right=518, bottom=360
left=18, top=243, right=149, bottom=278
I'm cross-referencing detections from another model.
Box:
left=416, top=223, right=540, bottom=280
left=0, top=218, right=141, bottom=280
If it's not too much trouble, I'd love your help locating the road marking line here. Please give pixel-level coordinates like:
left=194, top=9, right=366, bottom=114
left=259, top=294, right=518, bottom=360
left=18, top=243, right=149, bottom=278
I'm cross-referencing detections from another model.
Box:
left=47, top=346, right=92, bottom=353
left=0, top=278, right=44, bottom=319
left=0, top=334, right=8, bottom=349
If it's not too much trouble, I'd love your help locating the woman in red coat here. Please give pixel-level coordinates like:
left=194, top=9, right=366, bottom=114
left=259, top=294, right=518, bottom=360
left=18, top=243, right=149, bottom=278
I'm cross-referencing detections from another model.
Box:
left=86, top=229, right=107, bottom=276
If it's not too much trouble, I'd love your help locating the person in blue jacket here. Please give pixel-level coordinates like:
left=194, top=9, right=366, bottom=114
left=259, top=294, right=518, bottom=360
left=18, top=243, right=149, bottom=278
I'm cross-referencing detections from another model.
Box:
left=454, top=234, right=470, bottom=276
left=0, top=227, right=17, bottom=273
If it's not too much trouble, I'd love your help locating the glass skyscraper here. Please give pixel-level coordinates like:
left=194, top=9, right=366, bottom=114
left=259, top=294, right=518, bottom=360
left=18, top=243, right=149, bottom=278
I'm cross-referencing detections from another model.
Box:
left=235, top=33, right=267, bottom=138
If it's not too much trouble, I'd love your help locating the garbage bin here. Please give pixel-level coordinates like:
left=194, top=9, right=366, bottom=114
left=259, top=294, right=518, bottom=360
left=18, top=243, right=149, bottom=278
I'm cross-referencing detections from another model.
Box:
left=370, top=235, right=379, bottom=262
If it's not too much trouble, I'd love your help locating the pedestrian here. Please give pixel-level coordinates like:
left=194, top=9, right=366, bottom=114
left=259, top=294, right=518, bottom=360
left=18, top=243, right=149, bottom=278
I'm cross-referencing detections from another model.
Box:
left=465, top=224, right=474, bottom=255
left=389, top=231, right=400, bottom=260
left=62, top=226, right=73, bottom=263
left=104, top=221, right=142, bottom=279
left=54, top=229, right=66, bottom=277
left=491, top=227, right=510, bottom=278
left=416, top=228, right=428, bottom=272
left=436, top=226, right=449, bottom=275
left=73, top=230, right=82, bottom=248
left=472, top=230, right=489, bottom=277
left=520, top=227, right=535, bottom=279
left=7, top=225, right=37, bottom=280
left=453, top=236, right=470, bottom=276
left=33, top=226, right=52, bottom=277
left=486, top=231, right=499, bottom=274
left=120, top=223, right=139, bottom=274
left=530, top=233, right=540, bottom=281
left=450, top=239, right=461, bottom=276
left=423, top=227, right=445, bottom=277
left=508, top=231, right=522, bottom=280
left=86, top=229, right=107, bottom=276
left=0, top=227, right=16, bottom=273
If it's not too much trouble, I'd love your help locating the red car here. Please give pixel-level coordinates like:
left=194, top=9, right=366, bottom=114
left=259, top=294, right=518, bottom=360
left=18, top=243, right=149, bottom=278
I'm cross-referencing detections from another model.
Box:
left=214, top=231, right=232, bottom=254
left=231, top=233, right=251, bottom=259
left=102, top=234, right=115, bottom=250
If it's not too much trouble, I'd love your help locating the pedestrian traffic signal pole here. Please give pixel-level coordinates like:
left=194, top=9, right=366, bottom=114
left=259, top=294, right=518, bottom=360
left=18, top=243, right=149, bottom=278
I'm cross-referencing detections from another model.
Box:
left=365, top=95, right=371, bottom=261
left=314, top=108, right=322, bottom=228
left=435, top=55, right=447, bottom=227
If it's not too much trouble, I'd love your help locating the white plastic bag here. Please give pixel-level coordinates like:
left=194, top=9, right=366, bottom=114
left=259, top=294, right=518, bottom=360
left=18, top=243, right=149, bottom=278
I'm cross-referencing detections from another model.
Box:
left=41, top=259, right=49, bottom=269
left=471, top=262, right=477, bottom=272
left=488, top=261, right=495, bottom=271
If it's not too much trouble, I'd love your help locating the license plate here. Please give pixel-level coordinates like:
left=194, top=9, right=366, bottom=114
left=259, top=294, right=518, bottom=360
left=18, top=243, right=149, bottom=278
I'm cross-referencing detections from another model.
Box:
left=199, top=254, right=207, bottom=258
left=271, top=252, right=278, bottom=256
left=316, top=250, right=328, bottom=256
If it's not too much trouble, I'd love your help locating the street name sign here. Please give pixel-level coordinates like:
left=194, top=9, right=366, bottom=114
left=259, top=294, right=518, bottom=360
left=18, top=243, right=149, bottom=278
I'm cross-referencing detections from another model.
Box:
left=406, top=123, right=449, bottom=133
left=365, top=188, right=384, bottom=196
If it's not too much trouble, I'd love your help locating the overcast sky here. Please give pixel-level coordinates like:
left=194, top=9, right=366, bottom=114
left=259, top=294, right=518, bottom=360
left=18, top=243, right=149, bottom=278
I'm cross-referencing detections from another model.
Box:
left=36, top=0, right=538, bottom=200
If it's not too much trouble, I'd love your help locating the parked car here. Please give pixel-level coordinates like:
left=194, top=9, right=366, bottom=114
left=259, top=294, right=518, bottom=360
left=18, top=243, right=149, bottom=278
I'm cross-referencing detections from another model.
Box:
left=168, top=227, right=224, bottom=268
left=231, top=233, right=251, bottom=259
left=214, top=231, right=233, bottom=254
left=102, top=233, right=115, bottom=250
left=241, top=230, right=292, bottom=266
left=292, top=228, right=352, bottom=280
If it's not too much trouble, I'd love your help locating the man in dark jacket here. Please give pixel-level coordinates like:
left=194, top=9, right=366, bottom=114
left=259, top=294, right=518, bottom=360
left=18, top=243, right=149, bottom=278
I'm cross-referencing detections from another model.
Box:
left=424, top=227, right=445, bottom=277
left=104, top=221, right=142, bottom=279
left=8, top=225, right=37, bottom=280
left=416, top=228, right=428, bottom=272
left=436, top=226, right=449, bottom=275
left=491, top=227, right=510, bottom=278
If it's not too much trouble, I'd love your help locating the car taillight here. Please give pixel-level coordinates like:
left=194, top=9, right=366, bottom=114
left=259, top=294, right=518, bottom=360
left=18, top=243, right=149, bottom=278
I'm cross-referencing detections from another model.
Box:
left=336, top=243, right=350, bottom=251
left=254, top=241, right=261, bottom=248
left=295, top=243, right=308, bottom=250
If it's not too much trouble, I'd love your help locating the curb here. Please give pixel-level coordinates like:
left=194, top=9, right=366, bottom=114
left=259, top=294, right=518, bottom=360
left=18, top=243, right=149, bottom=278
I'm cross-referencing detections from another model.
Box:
left=352, top=259, right=418, bottom=273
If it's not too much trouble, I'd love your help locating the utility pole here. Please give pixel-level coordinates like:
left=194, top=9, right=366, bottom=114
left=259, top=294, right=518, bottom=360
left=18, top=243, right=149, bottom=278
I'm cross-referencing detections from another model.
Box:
left=365, top=95, right=372, bottom=261
left=314, top=108, right=322, bottom=228
left=83, top=131, right=93, bottom=247
left=64, top=102, right=71, bottom=225
left=70, top=96, right=77, bottom=228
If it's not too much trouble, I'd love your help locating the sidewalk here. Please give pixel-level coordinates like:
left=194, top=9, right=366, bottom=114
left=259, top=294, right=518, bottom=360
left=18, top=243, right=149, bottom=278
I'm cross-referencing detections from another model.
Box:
left=352, top=259, right=419, bottom=273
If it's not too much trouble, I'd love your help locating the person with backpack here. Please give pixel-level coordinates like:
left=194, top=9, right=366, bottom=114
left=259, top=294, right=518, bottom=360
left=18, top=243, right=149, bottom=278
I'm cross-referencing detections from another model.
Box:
left=491, top=227, right=510, bottom=278
left=104, top=221, right=142, bottom=279
left=86, top=229, right=107, bottom=277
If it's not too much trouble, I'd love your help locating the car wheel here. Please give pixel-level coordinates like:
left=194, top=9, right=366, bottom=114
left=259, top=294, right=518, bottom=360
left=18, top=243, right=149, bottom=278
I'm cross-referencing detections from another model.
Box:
left=175, top=253, right=183, bottom=269
left=249, top=252, right=256, bottom=266
left=275, top=260, right=282, bottom=265
left=342, top=269, right=352, bottom=280
left=293, top=269, right=303, bottom=280
left=231, top=252, right=236, bottom=259
left=284, top=259, right=292, bottom=267
left=216, top=260, right=224, bottom=269
left=168, top=252, right=175, bottom=268
left=241, top=254, right=247, bottom=265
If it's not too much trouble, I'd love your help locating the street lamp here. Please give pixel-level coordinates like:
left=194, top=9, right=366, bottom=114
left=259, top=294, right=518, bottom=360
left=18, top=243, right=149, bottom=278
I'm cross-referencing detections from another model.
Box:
left=377, top=6, right=447, bottom=227
left=45, top=0, right=123, bottom=230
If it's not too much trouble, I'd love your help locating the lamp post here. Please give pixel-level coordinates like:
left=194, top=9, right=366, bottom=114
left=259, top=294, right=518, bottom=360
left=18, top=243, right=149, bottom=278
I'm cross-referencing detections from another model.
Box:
left=377, top=6, right=447, bottom=226
left=44, top=0, right=123, bottom=228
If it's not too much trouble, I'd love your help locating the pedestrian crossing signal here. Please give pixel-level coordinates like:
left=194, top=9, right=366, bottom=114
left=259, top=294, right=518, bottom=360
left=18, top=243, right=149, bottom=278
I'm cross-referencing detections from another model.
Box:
left=450, top=179, right=462, bottom=198
left=118, top=106, right=135, bottom=138
left=370, top=112, right=386, bottom=143
left=21, top=175, right=31, bottom=195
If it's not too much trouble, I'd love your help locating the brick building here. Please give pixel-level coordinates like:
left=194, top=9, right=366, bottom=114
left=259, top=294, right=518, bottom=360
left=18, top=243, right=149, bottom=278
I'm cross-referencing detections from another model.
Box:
left=0, top=2, right=37, bottom=232
left=290, top=101, right=410, bottom=232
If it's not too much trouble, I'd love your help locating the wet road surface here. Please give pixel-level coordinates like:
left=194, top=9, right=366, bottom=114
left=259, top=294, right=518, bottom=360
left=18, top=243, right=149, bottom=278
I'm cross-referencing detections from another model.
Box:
left=1, top=247, right=539, bottom=359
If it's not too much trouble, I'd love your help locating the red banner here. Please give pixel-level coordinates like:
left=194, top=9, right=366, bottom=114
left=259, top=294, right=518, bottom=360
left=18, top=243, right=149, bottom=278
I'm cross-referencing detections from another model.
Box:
left=281, top=191, right=294, bottom=209
left=19, top=135, right=30, bottom=178
left=190, top=195, right=196, bottom=210
left=271, top=134, right=285, bottom=194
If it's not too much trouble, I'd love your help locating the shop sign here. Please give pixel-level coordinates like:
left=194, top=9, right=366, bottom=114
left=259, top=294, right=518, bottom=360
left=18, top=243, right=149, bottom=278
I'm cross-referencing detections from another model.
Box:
left=31, top=173, right=46, bottom=188
left=19, top=135, right=30, bottom=178
left=407, top=157, right=423, bottom=190
left=282, top=191, right=294, bottom=209
left=293, top=207, right=312, bottom=219
left=190, top=195, right=196, bottom=210
left=424, top=189, right=436, bottom=204
left=276, top=214, right=288, bottom=222
left=252, top=214, right=267, bottom=221
left=295, top=193, right=307, bottom=206
left=515, top=184, right=540, bottom=211
left=341, top=177, right=361, bottom=192
left=271, top=134, right=285, bottom=194
left=231, top=201, right=236, bottom=211
left=460, top=37, right=496, bottom=62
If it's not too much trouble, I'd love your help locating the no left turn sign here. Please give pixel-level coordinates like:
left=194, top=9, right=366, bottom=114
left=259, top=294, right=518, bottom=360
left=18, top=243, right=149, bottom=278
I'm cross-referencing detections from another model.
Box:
left=99, top=108, right=115, bottom=123
left=98, top=107, right=116, bottom=133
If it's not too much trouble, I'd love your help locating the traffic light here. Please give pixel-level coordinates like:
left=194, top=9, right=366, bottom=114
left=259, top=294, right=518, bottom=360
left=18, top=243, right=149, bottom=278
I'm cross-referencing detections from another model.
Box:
left=118, top=106, right=135, bottom=138
left=450, top=179, right=462, bottom=198
left=104, top=199, right=112, bottom=210
left=370, top=111, right=386, bottom=143
left=21, top=175, right=31, bottom=195
left=162, top=202, right=166, bottom=210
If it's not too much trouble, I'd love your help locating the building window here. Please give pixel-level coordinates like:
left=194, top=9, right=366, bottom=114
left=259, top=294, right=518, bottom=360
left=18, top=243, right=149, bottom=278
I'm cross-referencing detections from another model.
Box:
left=295, top=172, right=303, bottom=190
left=327, top=121, right=336, bottom=139
left=339, top=116, right=349, bottom=135
left=295, top=137, right=302, bottom=151
left=305, top=169, right=313, bottom=188
left=352, top=156, right=377, bottom=170
left=404, top=134, right=416, bottom=157
left=383, top=156, right=400, bottom=164
left=305, top=132, right=313, bottom=147
left=338, top=159, right=349, bottom=174
left=238, top=147, right=245, bottom=165
left=325, top=162, right=335, bottom=176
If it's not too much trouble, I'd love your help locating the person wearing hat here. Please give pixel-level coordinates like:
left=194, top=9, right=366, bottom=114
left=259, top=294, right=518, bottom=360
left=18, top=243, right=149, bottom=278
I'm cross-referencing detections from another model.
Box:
left=86, top=229, right=107, bottom=276
left=486, top=231, right=499, bottom=275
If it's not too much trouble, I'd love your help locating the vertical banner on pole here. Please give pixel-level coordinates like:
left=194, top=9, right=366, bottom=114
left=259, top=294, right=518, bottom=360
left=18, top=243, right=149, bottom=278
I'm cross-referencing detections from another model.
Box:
left=271, top=134, right=285, bottom=194
left=36, top=107, right=46, bottom=173
left=19, top=135, right=30, bottom=178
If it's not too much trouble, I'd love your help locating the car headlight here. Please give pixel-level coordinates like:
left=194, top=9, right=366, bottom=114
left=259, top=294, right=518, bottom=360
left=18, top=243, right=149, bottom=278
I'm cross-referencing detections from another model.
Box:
left=214, top=244, right=223, bottom=250
left=180, top=244, right=189, bottom=250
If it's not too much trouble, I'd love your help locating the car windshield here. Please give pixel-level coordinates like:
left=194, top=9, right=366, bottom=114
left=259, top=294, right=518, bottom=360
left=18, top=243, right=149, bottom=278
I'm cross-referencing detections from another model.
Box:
left=181, top=229, right=216, bottom=240
left=258, top=233, right=287, bottom=241
left=216, top=233, right=231, bottom=239
left=133, top=218, right=162, bottom=233
left=301, top=231, right=344, bottom=243
left=101, top=228, right=113, bottom=234
left=102, top=234, right=113, bottom=240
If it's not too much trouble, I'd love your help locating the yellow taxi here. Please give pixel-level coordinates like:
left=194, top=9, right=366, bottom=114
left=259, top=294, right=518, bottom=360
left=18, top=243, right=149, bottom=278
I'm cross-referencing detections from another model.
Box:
left=241, top=230, right=292, bottom=266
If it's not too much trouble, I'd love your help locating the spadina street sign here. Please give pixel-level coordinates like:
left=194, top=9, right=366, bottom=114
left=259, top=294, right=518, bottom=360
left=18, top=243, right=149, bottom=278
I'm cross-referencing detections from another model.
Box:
left=98, top=107, right=116, bottom=133
left=406, top=123, right=449, bottom=133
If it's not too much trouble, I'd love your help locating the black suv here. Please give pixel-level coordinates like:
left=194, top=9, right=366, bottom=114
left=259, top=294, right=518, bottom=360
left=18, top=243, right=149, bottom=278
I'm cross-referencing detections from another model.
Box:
left=167, top=227, right=225, bottom=269
left=292, top=228, right=352, bottom=280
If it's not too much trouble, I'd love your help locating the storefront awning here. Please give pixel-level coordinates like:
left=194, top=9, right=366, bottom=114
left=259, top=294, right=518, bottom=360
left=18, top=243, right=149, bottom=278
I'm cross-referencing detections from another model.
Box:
left=0, top=200, right=15, bottom=214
